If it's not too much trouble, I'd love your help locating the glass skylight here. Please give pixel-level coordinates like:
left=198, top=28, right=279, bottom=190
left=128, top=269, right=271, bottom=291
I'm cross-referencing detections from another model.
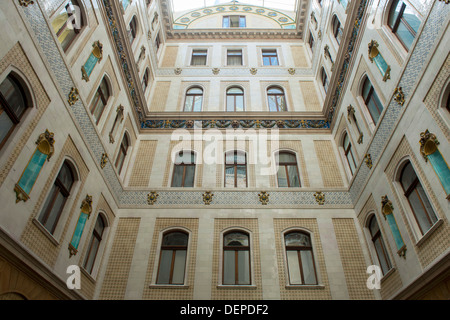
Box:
left=171, top=0, right=298, bottom=14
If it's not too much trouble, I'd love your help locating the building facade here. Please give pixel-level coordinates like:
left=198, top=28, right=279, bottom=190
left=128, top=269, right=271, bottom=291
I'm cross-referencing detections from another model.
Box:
left=0, top=0, right=449, bottom=300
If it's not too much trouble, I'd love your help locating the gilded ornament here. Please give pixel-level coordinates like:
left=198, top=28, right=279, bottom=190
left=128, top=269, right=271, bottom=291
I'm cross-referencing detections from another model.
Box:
left=174, top=68, right=182, bottom=75
left=68, top=87, right=79, bottom=106
left=18, top=0, right=34, bottom=6
left=381, top=195, right=394, bottom=218
left=347, top=105, right=355, bottom=123
left=393, top=87, right=405, bottom=106
left=36, top=129, right=55, bottom=160
left=258, top=191, right=269, bottom=205
left=212, top=68, right=220, bottom=75
left=100, top=153, right=108, bottom=169
left=80, top=195, right=93, bottom=216
left=314, top=191, right=325, bottom=205
left=249, top=68, right=258, bottom=75
left=419, top=130, right=439, bottom=161
left=147, top=191, right=159, bottom=205
left=364, top=154, right=373, bottom=169
left=288, top=68, right=296, bottom=75
left=202, top=191, right=214, bottom=205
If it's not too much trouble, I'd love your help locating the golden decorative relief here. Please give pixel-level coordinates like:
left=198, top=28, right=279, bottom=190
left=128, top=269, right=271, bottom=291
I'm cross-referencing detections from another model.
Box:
left=314, top=191, right=325, bottom=205
left=393, top=87, right=405, bottom=106
left=18, top=0, right=34, bottom=6
left=288, top=68, right=296, bottom=75
left=212, top=68, right=220, bottom=75
left=381, top=195, right=394, bottom=218
left=258, top=191, right=269, bottom=205
left=36, top=129, right=55, bottom=160
left=419, top=129, right=439, bottom=161
left=174, top=68, right=182, bottom=75
left=147, top=191, right=159, bottom=205
left=364, top=154, right=373, bottom=169
left=80, top=195, right=93, bottom=216
left=250, top=68, right=258, bottom=75
left=100, top=153, right=109, bottom=169
left=202, top=191, right=214, bottom=205
left=68, top=87, right=79, bottom=106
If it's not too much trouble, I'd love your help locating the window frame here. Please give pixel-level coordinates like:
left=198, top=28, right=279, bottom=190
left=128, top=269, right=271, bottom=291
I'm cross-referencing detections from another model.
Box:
left=183, top=87, right=203, bottom=112
left=226, top=86, right=245, bottom=112
left=267, top=86, right=288, bottom=112
left=367, top=214, right=393, bottom=276
left=223, top=15, right=246, bottom=28
left=361, top=76, right=384, bottom=125
left=343, top=132, right=357, bottom=176
left=190, top=49, right=208, bottom=66
left=387, top=0, right=421, bottom=51
left=115, top=133, right=130, bottom=175
left=171, top=151, right=196, bottom=188
left=156, top=230, right=189, bottom=285
left=276, top=151, right=301, bottom=187
left=226, top=49, right=243, bottom=66
left=83, top=213, right=107, bottom=275
left=224, top=150, right=248, bottom=188
left=51, top=0, right=84, bottom=52
left=262, top=49, right=279, bottom=66
left=90, top=76, right=110, bottom=125
left=222, top=230, right=251, bottom=285
left=321, top=68, right=329, bottom=93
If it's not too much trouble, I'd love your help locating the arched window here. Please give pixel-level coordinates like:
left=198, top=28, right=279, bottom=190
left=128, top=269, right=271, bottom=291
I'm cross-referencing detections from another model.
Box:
left=83, top=214, right=106, bottom=274
left=399, top=161, right=438, bottom=235
left=225, top=150, right=247, bottom=188
left=343, top=132, right=357, bottom=175
left=51, top=0, right=84, bottom=52
left=267, top=86, right=287, bottom=112
left=184, top=87, right=203, bottom=112
left=308, top=31, right=315, bottom=53
left=321, top=68, right=329, bottom=93
left=226, top=87, right=244, bottom=112
left=388, top=0, right=421, bottom=50
left=223, top=231, right=251, bottom=285
left=331, top=15, right=343, bottom=45
left=90, top=77, right=110, bottom=124
left=171, top=151, right=195, bottom=187
left=115, top=134, right=130, bottom=175
left=142, top=68, right=149, bottom=93
left=362, top=77, right=383, bottom=124
left=276, top=152, right=300, bottom=187
left=284, top=231, right=318, bottom=285
left=128, top=15, right=138, bottom=44
left=368, top=215, right=392, bottom=275
left=0, top=73, right=30, bottom=150
left=38, top=161, right=75, bottom=234
left=157, top=231, right=188, bottom=284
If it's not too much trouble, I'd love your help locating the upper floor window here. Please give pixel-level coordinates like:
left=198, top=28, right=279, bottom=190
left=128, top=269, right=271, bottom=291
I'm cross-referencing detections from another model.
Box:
left=399, top=161, right=438, bottom=235
left=225, top=150, right=247, bottom=188
left=157, top=231, right=189, bottom=285
left=128, top=15, right=138, bottom=44
left=362, top=77, right=383, bottom=125
left=368, top=215, right=392, bottom=275
left=142, top=68, right=150, bottom=93
left=38, top=161, right=75, bottom=234
left=339, top=0, right=349, bottom=10
left=267, top=86, right=287, bottom=112
left=90, top=76, right=110, bottom=124
left=308, top=32, right=315, bottom=53
left=172, top=151, right=195, bottom=187
left=284, top=231, right=318, bottom=285
left=83, top=214, right=106, bottom=274
left=226, top=87, right=244, bottom=112
left=0, top=73, right=30, bottom=151
left=343, top=132, right=357, bottom=175
left=276, top=152, right=300, bottom=187
left=331, top=15, right=343, bottom=45
left=51, top=0, right=84, bottom=52
left=223, top=231, right=251, bottom=285
left=155, top=33, right=162, bottom=51
left=321, top=68, right=329, bottom=93
left=115, top=134, right=130, bottom=175
left=184, top=87, right=203, bottom=112
left=223, top=15, right=246, bottom=28
left=227, top=49, right=243, bottom=66
left=191, top=49, right=207, bottom=66
left=262, top=49, right=279, bottom=66
left=388, top=0, right=421, bottom=50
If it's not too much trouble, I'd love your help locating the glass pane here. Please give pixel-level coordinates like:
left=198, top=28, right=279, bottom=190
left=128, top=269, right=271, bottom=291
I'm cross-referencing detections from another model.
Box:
left=163, top=232, right=188, bottom=246
left=0, top=77, right=26, bottom=118
left=43, top=191, right=65, bottom=233
left=388, top=0, right=402, bottom=28
left=235, top=152, right=246, bottom=165
left=224, top=232, right=248, bottom=246
left=95, top=216, right=105, bottom=235
left=235, top=96, right=244, bottom=111
left=239, top=16, right=246, bottom=28
left=403, top=7, right=421, bottom=34
left=285, top=233, right=311, bottom=247
left=415, top=184, right=438, bottom=224
left=58, top=163, right=74, bottom=191
left=270, top=56, right=279, bottom=65
left=187, top=87, right=203, bottom=95
left=300, top=251, right=317, bottom=285
left=230, top=16, right=239, bottom=27
left=227, top=95, right=235, bottom=112
left=237, top=250, right=250, bottom=285
left=223, top=250, right=235, bottom=284
left=172, top=250, right=187, bottom=284
left=184, top=96, right=193, bottom=111
left=374, top=238, right=390, bottom=275
left=369, top=216, right=380, bottom=237
left=268, top=95, right=278, bottom=112
left=225, top=165, right=235, bottom=187
left=278, top=152, right=296, bottom=164
left=287, top=165, right=300, bottom=187
left=171, top=165, right=183, bottom=187
left=367, top=97, right=382, bottom=124
left=193, top=96, right=203, bottom=112
left=362, top=79, right=372, bottom=101
left=236, top=165, right=247, bottom=188
left=223, top=17, right=230, bottom=28
left=92, top=94, right=105, bottom=121
left=400, top=163, right=416, bottom=190
left=183, top=165, right=195, bottom=187
left=0, top=108, right=14, bottom=144
left=268, top=87, right=283, bottom=94
left=84, top=237, right=100, bottom=273
left=408, top=190, right=433, bottom=234
left=277, top=166, right=288, bottom=187
left=287, top=250, right=302, bottom=284
left=277, top=95, right=286, bottom=111
left=396, top=21, right=415, bottom=49
left=347, top=150, right=357, bottom=174
left=157, top=250, right=173, bottom=284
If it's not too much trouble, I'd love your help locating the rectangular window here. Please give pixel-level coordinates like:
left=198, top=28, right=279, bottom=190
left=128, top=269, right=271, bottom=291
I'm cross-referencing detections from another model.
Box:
left=227, top=49, right=243, bottom=66
left=223, top=16, right=246, bottom=28
left=191, top=49, right=207, bottom=66
left=155, top=33, right=161, bottom=51
left=262, top=49, right=279, bottom=66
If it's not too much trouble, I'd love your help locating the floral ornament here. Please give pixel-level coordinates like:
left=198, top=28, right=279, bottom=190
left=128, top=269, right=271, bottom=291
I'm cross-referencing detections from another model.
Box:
left=203, top=191, right=214, bottom=205
left=147, top=191, right=159, bottom=205
left=258, top=191, right=269, bottom=205
left=314, top=191, right=325, bottom=205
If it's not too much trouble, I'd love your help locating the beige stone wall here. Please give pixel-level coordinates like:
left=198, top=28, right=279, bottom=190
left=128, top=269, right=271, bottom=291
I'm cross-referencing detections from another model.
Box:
left=161, top=46, right=179, bottom=68
left=149, top=81, right=171, bottom=112
left=299, top=81, right=321, bottom=111
left=273, top=218, right=332, bottom=299
left=128, top=140, right=158, bottom=187
left=333, top=218, right=375, bottom=300
left=142, top=218, right=199, bottom=299
left=291, top=45, right=309, bottom=68
left=99, top=217, right=141, bottom=300
left=314, top=140, right=344, bottom=187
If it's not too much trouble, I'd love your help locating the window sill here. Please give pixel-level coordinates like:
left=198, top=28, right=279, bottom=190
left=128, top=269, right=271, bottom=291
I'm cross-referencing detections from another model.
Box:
left=216, top=285, right=257, bottom=290
left=285, top=284, right=325, bottom=290
left=415, top=219, right=444, bottom=247
left=32, top=218, right=59, bottom=247
left=149, top=284, right=190, bottom=289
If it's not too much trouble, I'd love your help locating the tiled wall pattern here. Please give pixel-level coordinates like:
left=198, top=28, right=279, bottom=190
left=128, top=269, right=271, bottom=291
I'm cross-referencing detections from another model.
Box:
left=273, top=218, right=332, bottom=299
left=99, top=217, right=141, bottom=299
left=128, top=140, right=158, bottom=187
left=142, top=218, right=199, bottom=299
left=291, top=45, right=309, bottom=68
left=160, top=46, right=179, bottom=68
left=314, top=140, right=344, bottom=187
left=149, top=81, right=171, bottom=112
left=300, top=81, right=322, bottom=111
left=332, top=218, right=375, bottom=300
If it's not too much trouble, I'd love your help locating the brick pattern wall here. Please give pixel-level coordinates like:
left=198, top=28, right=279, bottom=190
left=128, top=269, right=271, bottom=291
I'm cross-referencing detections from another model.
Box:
left=149, top=81, right=171, bottom=112
left=314, top=140, right=344, bottom=187
left=299, top=81, right=321, bottom=111
left=161, top=46, right=179, bottom=68
left=128, top=140, right=158, bottom=187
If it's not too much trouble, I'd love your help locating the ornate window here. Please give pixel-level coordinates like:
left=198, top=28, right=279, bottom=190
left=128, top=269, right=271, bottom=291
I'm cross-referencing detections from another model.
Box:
left=90, top=77, right=110, bottom=124
left=223, top=231, right=251, bottom=285
left=51, top=0, right=84, bottom=52
left=331, top=15, right=343, bottom=45
left=267, top=86, right=287, bottom=112
left=388, top=0, right=421, bottom=50
left=156, top=231, right=188, bottom=285
left=226, top=87, right=244, bottom=112
left=115, top=134, right=130, bottom=175
left=191, top=49, right=207, bottom=66
left=227, top=49, right=243, bottom=66
left=343, top=132, right=357, bottom=175
left=362, top=77, right=383, bottom=124
left=225, top=150, right=247, bottom=188
left=83, top=214, right=106, bottom=274
left=321, top=68, right=329, bottom=93
left=399, top=161, right=438, bottom=235
left=38, top=161, right=75, bottom=234
left=276, top=152, right=300, bottom=187
left=0, top=73, right=30, bottom=150
left=262, top=49, right=279, bottom=66
left=128, top=15, right=138, bottom=44
left=223, top=16, right=246, bottom=28
left=184, top=87, right=203, bottom=112
left=284, top=231, right=318, bottom=285
left=368, top=215, right=392, bottom=275
left=171, top=151, right=195, bottom=187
